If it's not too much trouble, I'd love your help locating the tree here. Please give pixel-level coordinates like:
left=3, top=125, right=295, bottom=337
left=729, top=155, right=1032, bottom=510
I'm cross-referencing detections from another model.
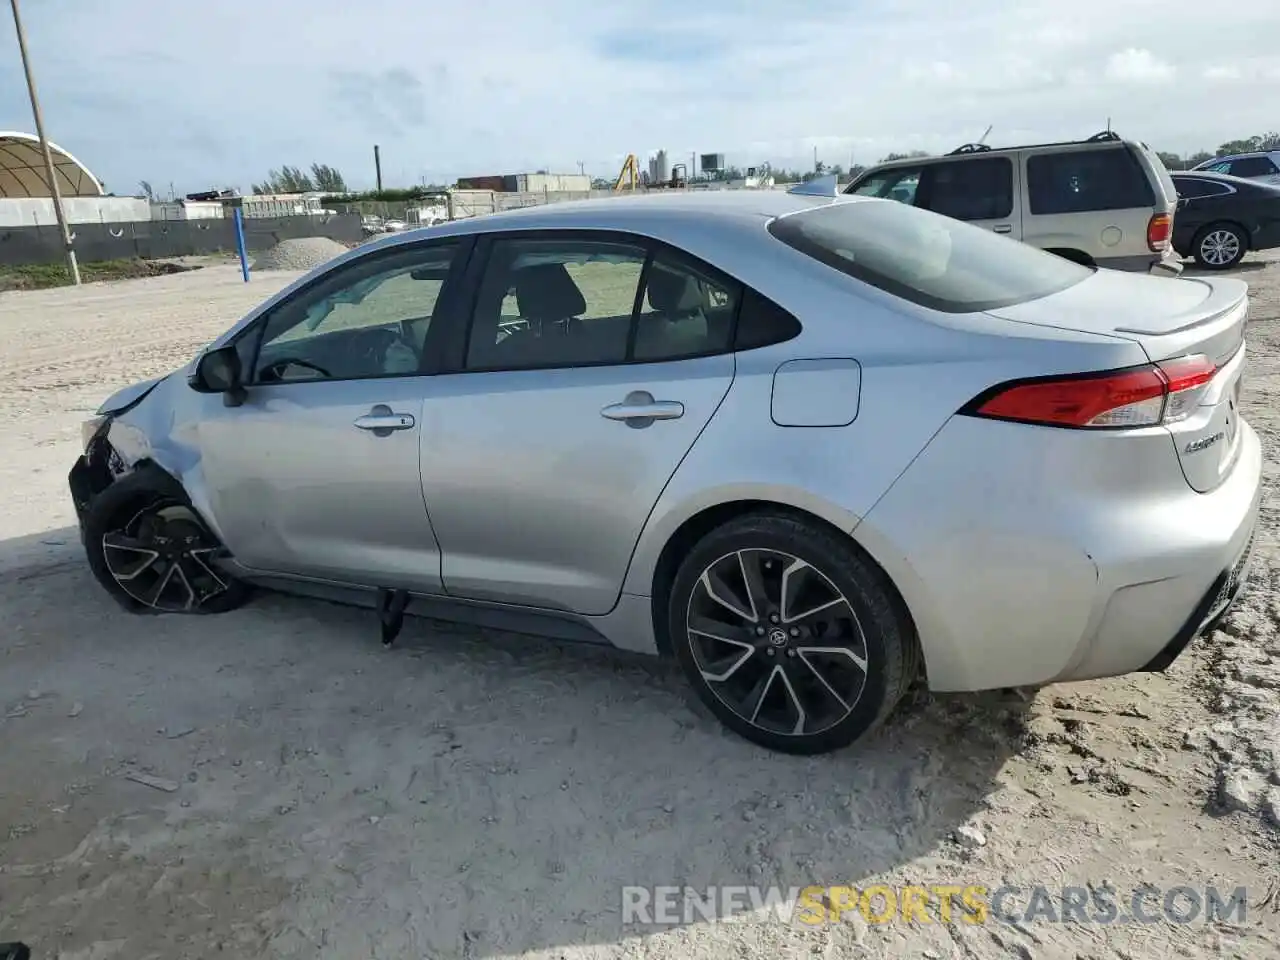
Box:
left=1215, top=132, right=1280, bottom=156
left=138, top=180, right=154, bottom=200
left=1157, top=151, right=1189, bottom=171
left=310, top=163, right=347, bottom=193
left=252, top=164, right=320, bottom=195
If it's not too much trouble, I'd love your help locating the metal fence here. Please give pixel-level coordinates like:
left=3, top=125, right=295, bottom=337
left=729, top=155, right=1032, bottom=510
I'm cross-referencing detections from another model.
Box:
left=0, top=214, right=365, bottom=268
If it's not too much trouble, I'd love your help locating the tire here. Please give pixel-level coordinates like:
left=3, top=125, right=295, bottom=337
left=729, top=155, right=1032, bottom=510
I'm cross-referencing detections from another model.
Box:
left=666, top=511, right=918, bottom=754
left=82, top=464, right=251, bottom=615
left=1192, top=223, right=1248, bottom=270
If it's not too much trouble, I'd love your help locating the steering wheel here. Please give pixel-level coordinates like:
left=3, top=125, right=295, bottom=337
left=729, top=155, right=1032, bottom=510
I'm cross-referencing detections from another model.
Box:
left=259, top=357, right=331, bottom=381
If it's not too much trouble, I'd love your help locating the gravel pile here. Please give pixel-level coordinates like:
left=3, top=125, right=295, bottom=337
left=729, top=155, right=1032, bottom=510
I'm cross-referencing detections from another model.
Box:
left=251, top=237, right=349, bottom=272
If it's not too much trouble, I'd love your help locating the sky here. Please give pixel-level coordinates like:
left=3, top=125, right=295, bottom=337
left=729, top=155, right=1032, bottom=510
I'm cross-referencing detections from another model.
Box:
left=2, top=0, right=1279, bottom=197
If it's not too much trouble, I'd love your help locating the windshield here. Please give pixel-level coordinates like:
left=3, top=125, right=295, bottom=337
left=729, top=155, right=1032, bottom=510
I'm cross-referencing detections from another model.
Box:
left=767, top=199, right=1093, bottom=313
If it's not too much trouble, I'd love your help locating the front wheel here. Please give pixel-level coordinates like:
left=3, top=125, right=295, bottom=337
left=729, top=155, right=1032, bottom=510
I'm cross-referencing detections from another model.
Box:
left=666, top=512, right=918, bottom=754
left=83, top=466, right=250, bottom=614
left=1193, top=223, right=1247, bottom=270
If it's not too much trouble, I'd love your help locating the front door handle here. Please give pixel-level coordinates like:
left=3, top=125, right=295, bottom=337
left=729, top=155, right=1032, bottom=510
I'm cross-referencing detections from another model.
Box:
left=992, top=224, right=1012, bottom=234
left=354, top=403, right=415, bottom=436
left=601, top=391, right=684, bottom=426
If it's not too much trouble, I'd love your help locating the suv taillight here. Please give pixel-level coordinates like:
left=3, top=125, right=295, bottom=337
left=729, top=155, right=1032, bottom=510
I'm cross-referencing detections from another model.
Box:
left=963, top=355, right=1216, bottom=429
left=1147, top=212, right=1172, bottom=251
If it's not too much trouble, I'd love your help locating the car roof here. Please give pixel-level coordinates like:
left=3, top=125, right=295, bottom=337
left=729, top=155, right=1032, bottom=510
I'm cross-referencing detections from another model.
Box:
left=361, top=190, right=846, bottom=250
left=1195, top=150, right=1280, bottom=165
left=1173, top=170, right=1280, bottom=191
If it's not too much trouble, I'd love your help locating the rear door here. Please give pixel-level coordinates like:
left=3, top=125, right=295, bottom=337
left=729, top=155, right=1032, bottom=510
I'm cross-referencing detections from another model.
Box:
left=914, top=155, right=1021, bottom=239
left=419, top=231, right=739, bottom=616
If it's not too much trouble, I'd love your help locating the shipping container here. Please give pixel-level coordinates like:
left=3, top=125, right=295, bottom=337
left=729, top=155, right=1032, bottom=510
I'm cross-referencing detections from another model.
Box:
left=456, top=175, right=507, bottom=191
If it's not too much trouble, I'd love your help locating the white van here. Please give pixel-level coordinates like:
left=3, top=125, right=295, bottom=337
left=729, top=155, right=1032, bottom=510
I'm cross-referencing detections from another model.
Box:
left=845, top=131, right=1183, bottom=276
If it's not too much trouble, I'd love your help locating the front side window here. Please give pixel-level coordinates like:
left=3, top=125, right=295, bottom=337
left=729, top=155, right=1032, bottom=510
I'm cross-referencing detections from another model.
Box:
left=1026, top=148, right=1155, bottom=215
left=919, top=157, right=1014, bottom=221
left=250, top=243, right=458, bottom=383
left=768, top=199, right=1091, bottom=314
left=848, top=167, right=923, bottom=205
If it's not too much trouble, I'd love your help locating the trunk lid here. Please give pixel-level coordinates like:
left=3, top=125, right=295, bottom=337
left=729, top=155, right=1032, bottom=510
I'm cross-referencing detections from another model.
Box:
left=987, top=270, right=1250, bottom=493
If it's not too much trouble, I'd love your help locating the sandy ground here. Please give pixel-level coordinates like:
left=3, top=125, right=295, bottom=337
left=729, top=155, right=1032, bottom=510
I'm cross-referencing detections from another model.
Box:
left=1, top=256, right=1279, bottom=960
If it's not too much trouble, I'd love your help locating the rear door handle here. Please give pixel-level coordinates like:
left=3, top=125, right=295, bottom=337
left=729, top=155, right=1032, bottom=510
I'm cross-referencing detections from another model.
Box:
left=601, top=391, right=684, bottom=425
left=993, top=224, right=1012, bottom=234
left=354, top=403, right=415, bottom=436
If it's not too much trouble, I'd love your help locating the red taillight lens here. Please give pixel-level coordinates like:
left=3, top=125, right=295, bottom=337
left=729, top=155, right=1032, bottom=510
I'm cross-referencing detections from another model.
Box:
left=966, top=355, right=1216, bottom=429
left=1147, top=212, right=1172, bottom=251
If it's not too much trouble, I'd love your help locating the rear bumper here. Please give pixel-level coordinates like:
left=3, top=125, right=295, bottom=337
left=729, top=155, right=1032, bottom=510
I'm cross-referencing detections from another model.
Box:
left=857, top=414, right=1263, bottom=692
left=1093, top=251, right=1183, bottom=277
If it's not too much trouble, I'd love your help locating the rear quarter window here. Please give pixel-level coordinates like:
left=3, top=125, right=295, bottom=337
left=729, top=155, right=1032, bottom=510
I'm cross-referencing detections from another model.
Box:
left=1027, top=147, right=1156, bottom=215
left=767, top=200, right=1092, bottom=314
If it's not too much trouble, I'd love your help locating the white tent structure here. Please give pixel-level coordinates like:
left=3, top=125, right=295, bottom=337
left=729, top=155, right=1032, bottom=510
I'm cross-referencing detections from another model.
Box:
left=0, top=130, right=103, bottom=198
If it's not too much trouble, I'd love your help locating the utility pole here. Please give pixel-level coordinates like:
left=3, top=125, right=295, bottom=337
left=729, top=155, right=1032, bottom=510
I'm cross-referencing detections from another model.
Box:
left=9, top=0, right=79, bottom=283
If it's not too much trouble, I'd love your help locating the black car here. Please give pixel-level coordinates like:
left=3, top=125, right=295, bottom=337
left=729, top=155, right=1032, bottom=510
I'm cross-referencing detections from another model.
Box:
left=1170, top=171, right=1280, bottom=270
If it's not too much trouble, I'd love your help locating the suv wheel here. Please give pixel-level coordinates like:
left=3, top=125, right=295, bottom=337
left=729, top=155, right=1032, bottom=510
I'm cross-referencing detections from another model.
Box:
left=1193, top=223, right=1247, bottom=270
left=666, top=512, right=918, bottom=754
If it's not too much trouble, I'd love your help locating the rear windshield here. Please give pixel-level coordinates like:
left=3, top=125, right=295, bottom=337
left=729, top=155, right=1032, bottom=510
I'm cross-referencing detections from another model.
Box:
left=767, top=200, right=1092, bottom=313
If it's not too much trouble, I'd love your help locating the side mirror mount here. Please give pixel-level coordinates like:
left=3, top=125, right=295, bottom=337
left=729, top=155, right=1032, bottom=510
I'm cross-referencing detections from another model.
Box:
left=189, top=346, right=247, bottom=407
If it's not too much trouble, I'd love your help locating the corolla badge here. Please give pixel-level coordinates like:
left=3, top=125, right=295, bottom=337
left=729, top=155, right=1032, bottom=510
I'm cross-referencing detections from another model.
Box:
left=1185, top=431, right=1225, bottom=454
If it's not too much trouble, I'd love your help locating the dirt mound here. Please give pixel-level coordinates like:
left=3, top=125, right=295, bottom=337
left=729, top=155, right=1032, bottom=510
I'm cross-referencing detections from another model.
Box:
left=251, top=237, right=349, bottom=272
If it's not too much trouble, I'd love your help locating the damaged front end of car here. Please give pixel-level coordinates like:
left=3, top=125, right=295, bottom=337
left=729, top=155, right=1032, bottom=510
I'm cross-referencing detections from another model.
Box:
left=68, top=377, right=169, bottom=542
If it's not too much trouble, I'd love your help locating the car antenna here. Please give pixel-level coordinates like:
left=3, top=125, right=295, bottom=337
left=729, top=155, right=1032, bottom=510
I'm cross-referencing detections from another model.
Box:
left=978, top=124, right=993, bottom=145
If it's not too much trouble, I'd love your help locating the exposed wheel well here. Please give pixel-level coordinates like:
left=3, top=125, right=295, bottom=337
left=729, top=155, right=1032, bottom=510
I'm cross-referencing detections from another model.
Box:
left=1044, top=247, right=1096, bottom=267
left=647, top=500, right=920, bottom=669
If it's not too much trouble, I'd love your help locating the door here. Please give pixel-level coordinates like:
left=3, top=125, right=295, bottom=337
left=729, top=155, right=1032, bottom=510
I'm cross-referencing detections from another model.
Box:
left=419, top=233, right=739, bottom=615
left=196, top=239, right=467, bottom=592
left=915, top=156, right=1020, bottom=239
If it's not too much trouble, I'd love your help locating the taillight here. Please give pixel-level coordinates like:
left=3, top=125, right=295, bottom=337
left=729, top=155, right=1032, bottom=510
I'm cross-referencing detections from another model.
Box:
left=964, top=355, right=1216, bottom=429
left=1147, top=212, right=1172, bottom=251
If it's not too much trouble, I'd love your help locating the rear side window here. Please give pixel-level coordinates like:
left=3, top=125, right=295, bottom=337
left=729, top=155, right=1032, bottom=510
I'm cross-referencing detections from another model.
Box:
left=1229, top=156, right=1280, bottom=178
left=919, top=157, right=1013, bottom=221
left=1026, top=147, right=1155, bottom=215
left=734, top=288, right=802, bottom=350
left=1174, top=177, right=1231, bottom=199
left=768, top=200, right=1092, bottom=314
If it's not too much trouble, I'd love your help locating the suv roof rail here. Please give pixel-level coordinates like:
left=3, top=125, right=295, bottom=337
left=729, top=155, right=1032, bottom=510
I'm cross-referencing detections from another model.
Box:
left=1085, top=130, right=1122, bottom=143
left=947, top=143, right=992, bottom=156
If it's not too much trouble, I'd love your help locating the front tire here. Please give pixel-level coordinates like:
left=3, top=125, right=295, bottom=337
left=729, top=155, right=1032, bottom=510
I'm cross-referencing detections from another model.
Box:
left=667, top=512, right=917, bottom=754
left=82, top=465, right=250, bottom=614
left=1193, top=223, right=1247, bottom=270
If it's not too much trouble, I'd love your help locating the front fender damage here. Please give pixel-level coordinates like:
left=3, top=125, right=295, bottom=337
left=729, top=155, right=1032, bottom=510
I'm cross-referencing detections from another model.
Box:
left=69, top=374, right=207, bottom=541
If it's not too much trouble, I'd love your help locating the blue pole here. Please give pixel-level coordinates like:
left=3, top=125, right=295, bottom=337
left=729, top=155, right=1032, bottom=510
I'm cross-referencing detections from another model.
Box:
left=233, top=206, right=249, bottom=282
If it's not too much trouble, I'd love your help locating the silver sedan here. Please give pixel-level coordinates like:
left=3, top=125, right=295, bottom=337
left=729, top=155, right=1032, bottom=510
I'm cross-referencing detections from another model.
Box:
left=69, top=187, right=1261, bottom=754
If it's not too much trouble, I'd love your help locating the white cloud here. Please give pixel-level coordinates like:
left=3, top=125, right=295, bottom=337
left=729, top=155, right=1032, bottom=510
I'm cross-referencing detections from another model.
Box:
left=1, top=0, right=1277, bottom=192
left=1104, top=48, right=1176, bottom=85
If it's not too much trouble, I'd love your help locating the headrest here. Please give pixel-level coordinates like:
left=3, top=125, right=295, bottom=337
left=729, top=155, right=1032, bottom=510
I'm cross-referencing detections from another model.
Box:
left=514, top=264, right=586, bottom=321
left=646, top=265, right=702, bottom=316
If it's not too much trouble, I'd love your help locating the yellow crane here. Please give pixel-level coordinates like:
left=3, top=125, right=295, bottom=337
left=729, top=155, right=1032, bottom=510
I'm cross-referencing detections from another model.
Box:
left=613, top=154, right=641, bottom=192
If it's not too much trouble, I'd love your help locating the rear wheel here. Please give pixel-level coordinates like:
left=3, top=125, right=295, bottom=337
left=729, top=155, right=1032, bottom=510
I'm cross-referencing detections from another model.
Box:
left=1193, top=223, right=1247, bottom=269
left=666, top=512, right=917, bottom=754
left=83, top=466, right=250, bottom=614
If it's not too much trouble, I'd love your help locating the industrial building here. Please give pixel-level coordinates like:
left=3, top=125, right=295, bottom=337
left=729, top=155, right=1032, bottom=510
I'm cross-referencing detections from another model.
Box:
left=456, top=171, right=592, bottom=193
left=0, top=130, right=149, bottom=227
